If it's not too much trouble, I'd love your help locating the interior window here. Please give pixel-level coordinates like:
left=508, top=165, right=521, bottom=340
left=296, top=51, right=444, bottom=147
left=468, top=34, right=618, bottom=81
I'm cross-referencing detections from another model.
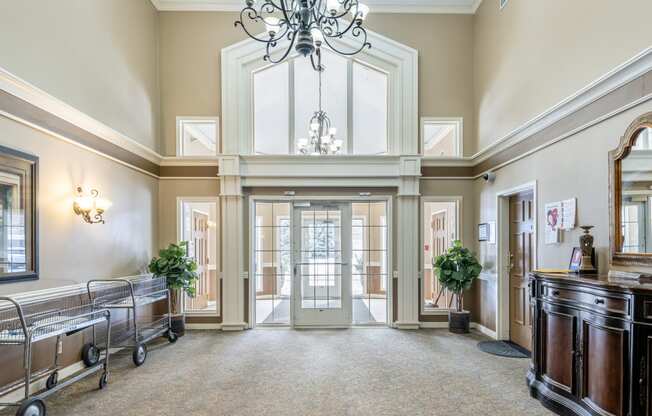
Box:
left=422, top=119, right=463, bottom=157
left=352, top=62, right=388, bottom=155
left=178, top=118, right=219, bottom=157
left=253, top=62, right=290, bottom=155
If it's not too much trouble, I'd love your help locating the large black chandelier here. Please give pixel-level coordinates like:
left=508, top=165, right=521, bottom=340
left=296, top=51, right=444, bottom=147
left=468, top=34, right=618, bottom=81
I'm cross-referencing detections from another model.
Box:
left=235, top=0, right=372, bottom=70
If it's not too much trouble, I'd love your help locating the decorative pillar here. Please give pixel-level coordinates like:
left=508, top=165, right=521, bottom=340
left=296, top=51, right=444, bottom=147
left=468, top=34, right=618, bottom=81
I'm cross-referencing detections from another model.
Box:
left=395, top=156, right=421, bottom=329
left=219, top=156, right=247, bottom=331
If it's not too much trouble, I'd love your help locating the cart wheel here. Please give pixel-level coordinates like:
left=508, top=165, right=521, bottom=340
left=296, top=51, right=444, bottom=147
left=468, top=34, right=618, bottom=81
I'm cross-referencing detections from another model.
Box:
left=98, top=372, right=109, bottom=390
left=81, top=343, right=100, bottom=367
left=45, top=371, right=58, bottom=390
left=166, top=330, right=178, bottom=343
left=132, top=344, right=147, bottom=366
left=16, top=398, right=46, bottom=416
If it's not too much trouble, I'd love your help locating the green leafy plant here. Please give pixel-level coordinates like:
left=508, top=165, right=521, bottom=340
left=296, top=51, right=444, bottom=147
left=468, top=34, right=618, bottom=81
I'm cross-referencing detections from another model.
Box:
left=433, top=240, right=482, bottom=312
left=148, top=241, right=199, bottom=315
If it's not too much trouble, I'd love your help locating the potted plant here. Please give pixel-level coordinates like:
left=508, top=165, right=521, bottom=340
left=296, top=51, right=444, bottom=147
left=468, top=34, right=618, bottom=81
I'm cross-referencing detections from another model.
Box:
left=433, top=240, right=482, bottom=334
left=148, top=241, right=199, bottom=337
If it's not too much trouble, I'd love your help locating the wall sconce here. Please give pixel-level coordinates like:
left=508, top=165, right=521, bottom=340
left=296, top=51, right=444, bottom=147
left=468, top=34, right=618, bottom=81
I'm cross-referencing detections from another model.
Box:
left=73, top=186, right=111, bottom=224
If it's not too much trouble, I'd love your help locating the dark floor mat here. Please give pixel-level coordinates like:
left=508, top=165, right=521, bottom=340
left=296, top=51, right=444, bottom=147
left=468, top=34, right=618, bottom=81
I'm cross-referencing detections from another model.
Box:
left=477, top=340, right=530, bottom=358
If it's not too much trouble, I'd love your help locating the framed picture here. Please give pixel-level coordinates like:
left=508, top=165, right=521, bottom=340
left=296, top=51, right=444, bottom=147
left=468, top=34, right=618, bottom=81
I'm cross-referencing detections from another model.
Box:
left=0, top=145, right=38, bottom=284
left=478, top=223, right=489, bottom=242
left=569, top=247, right=582, bottom=272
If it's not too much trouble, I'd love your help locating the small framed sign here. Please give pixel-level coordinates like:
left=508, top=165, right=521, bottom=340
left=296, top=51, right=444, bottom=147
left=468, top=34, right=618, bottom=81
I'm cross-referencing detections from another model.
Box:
left=478, top=223, right=489, bottom=242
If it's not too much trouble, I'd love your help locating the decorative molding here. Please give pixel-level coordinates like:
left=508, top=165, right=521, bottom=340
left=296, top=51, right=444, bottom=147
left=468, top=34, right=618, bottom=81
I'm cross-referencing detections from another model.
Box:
left=471, top=322, right=497, bottom=339
left=151, top=0, right=482, bottom=14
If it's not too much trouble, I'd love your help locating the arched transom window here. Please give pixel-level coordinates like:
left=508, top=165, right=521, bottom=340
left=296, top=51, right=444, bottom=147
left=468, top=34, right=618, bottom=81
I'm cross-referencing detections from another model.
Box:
left=253, top=49, right=388, bottom=155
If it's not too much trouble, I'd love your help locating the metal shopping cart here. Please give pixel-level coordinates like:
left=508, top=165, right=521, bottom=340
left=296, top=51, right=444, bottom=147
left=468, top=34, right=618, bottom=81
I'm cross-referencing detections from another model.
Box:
left=87, top=275, right=177, bottom=367
left=0, top=293, right=111, bottom=416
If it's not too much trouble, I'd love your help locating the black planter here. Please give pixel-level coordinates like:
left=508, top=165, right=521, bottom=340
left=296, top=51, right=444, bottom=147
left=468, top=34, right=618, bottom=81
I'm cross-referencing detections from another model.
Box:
left=449, top=310, right=470, bottom=334
left=170, top=314, right=186, bottom=337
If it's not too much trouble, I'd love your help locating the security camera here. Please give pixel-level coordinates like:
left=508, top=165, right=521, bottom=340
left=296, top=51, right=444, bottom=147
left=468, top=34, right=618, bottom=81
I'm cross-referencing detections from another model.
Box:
left=482, top=172, right=496, bottom=183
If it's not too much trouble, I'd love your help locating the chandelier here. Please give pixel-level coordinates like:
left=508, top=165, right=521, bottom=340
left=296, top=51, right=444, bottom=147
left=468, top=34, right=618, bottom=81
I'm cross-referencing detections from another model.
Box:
left=235, top=0, right=371, bottom=70
left=297, top=50, right=343, bottom=155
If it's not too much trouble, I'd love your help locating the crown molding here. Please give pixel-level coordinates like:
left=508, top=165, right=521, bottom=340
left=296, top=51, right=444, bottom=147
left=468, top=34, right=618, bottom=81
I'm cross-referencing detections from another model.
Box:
left=151, top=0, right=482, bottom=14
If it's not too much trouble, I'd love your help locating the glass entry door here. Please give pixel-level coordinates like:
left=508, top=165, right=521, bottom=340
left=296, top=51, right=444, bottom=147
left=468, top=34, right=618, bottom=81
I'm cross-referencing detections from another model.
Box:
left=293, top=202, right=352, bottom=327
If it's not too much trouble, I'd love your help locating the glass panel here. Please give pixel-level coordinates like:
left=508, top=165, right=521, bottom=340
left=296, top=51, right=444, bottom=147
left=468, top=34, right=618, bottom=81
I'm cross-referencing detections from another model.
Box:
left=254, top=63, right=290, bottom=154
left=423, top=121, right=459, bottom=157
left=352, top=62, right=388, bottom=155
left=180, top=201, right=219, bottom=314
left=294, top=50, right=348, bottom=151
left=351, top=202, right=388, bottom=324
left=301, top=208, right=342, bottom=310
left=0, top=174, right=25, bottom=273
left=179, top=119, right=218, bottom=156
left=255, top=202, right=291, bottom=324
left=423, top=201, right=458, bottom=312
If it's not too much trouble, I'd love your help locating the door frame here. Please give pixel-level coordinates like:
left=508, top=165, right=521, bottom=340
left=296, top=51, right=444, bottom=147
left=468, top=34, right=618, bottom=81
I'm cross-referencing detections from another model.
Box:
left=495, top=181, right=538, bottom=341
left=248, top=195, right=393, bottom=328
left=176, top=196, right=221, bottom=318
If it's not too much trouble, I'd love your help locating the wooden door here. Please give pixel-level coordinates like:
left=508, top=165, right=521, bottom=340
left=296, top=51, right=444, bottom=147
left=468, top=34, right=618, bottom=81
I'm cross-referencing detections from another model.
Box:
left=540, top=302, right=578, bottom=395
left=188, top=210, right=209, bottom=310
left=509, top=191, right=534, bottom=350
left=430, top=211, right=452, bottom=308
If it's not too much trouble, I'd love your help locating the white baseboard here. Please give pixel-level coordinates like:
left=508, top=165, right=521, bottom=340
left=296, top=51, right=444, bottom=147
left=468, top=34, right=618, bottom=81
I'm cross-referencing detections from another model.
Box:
left=471, top=322, right=498, bottom=339
left=419, top=321, right=448, bottom=329
left=186, top=323, right=222, bottom=330
left=395, top=321, right=421, bottom=330
left=221, top=323, right=247, bottom=331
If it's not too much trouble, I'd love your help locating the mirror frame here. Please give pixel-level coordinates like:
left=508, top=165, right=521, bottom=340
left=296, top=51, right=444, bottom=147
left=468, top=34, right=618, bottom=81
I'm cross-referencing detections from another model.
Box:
left=610, top=112, right=652, bottom=266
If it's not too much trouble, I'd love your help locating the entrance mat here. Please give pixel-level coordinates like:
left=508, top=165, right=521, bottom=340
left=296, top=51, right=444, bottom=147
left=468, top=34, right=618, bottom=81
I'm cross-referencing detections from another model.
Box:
left=477, top=341, right=530, bottom=358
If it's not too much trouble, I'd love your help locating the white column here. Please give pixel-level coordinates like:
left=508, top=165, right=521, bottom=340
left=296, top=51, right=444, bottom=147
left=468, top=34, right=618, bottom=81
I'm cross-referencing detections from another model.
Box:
left=219, top=156, right=246, bottom=331
left=396, top=157, right=421, bottom=329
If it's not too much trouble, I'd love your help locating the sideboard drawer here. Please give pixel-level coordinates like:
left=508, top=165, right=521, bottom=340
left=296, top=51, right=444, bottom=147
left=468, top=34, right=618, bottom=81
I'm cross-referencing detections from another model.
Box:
left=541, top=283, right=630, bottom=317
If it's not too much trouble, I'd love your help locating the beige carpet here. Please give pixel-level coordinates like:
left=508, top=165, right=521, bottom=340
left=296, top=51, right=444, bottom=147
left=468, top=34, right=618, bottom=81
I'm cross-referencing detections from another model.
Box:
left=2, top=329, right=552, bottom=416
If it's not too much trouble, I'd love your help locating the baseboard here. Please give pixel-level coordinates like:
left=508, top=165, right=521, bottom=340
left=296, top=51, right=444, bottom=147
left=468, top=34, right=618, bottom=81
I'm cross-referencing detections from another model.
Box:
left=186, top=323, right=222, bottom=330
left=394, top=321, right=421, bottom=330
left=419, top=321, right=448, bottom=329
left=221, top=322, right=247, bottom=331
left=471, top=322, right=498, bottom=339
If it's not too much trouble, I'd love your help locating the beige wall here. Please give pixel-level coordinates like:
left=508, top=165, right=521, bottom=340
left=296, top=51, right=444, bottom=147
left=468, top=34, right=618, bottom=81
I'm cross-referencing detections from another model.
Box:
left=158, top=12, right=475, bottom=156
left=0, top=116, right=158, bottom=295
left=0, top=0, right=160, bottom=151
left=473, top=0, right=652, bottom=152
left=473, top=100, right=652, bottom=330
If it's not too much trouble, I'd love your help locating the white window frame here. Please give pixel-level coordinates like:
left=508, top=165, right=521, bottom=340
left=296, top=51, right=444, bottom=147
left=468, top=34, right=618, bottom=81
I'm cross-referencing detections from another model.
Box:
left=420, top=196, right=463, bottom=315
left=222, top=28, right=418, bottom=156
left=420, top=117, right=463, bottom=159
left=176, top=116, right=220, bottom=158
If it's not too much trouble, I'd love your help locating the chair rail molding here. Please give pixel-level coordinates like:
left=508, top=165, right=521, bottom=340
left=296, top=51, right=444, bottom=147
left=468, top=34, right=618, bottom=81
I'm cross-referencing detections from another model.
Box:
left=221, top=28, right=419, bottom=156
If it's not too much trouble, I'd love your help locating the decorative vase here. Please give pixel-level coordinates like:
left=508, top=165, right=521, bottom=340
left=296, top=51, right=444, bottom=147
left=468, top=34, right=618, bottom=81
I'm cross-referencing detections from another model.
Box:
left=578, top=225, right=597, bottom=275
left=171, top=314, right=186, bottom=337
left=449, top=310, right=470, bottom=334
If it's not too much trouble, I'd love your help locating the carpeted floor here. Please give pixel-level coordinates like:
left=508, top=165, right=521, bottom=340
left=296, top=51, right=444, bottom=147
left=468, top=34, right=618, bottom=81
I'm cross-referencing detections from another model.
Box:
left=2, top=329, right=553, bottom=416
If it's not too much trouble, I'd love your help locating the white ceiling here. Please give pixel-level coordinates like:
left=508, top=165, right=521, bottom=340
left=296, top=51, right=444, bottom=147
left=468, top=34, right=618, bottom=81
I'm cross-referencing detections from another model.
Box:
left=150, top=0, right=483, bottom=14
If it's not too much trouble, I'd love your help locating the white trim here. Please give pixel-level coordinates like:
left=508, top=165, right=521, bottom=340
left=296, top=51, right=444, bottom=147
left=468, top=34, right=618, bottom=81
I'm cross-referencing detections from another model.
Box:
left=0, top=361, right=85, bottom=407
left=419, top=321, right=448, bottom=329
left=471, top=322, right=497, bottom=339
left=222, top=29, right=418, bottom=156
left=175, top=116, right=220, bottom=157
left=151, top=0, right=482, bottom=14
left=0, top=66, right=161, bottom=164
left=420, top=117, right=464, bottom=158
left=418, top=321, right=498, bottom=338
left=185, top=323, right=223, bottom=330
left=472, top=47, right=652, bottom=164
left=495, top=181, right=537, bottom=341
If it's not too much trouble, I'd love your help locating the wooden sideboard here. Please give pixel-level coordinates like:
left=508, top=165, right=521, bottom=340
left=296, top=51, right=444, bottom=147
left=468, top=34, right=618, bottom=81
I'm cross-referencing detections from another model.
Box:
left=528, top=271, right=652, bottom=416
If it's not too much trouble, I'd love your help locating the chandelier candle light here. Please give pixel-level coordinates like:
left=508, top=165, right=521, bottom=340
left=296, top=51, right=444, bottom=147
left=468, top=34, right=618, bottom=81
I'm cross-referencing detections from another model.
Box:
left=297, top=50, right=344, bottom=155
left=235, top=0, right=371, bottom=70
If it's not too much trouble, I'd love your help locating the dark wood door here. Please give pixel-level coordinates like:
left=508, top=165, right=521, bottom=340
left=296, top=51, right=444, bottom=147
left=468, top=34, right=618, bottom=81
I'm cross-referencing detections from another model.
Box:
left=540, top=302, right=578, bottom=395
left=580, top=312, right=630, bottom=416
left=634, top=325, right=652, bottom=416
left=509, top=191, right=534, bottom=350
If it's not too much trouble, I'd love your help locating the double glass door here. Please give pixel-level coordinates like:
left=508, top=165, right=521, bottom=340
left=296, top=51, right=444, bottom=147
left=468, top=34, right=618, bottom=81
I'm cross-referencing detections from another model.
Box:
left=292, top=203, right=352, bottom=327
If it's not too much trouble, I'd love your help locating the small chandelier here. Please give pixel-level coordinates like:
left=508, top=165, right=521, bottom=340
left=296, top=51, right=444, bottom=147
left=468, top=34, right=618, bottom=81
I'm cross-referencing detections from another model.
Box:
left=235, top=0, right=371, bottom=70
left=297, top=50, right=343, bottom=155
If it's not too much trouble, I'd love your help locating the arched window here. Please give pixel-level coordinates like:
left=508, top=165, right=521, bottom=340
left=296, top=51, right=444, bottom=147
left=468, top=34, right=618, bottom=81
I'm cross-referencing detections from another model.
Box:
left=253, top=49, right=388, bottom=155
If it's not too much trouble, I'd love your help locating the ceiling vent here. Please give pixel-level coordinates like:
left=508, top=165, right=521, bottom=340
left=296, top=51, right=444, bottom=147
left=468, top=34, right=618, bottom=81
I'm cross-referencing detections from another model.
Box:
left=500, top=0, right=509, bottom=9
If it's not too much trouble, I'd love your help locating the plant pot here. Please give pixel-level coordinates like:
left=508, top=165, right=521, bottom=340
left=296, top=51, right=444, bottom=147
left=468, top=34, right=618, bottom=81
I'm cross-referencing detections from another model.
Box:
left=170, top=314, right=186, bottom=337
left=449, top=310, right=470, bottom=334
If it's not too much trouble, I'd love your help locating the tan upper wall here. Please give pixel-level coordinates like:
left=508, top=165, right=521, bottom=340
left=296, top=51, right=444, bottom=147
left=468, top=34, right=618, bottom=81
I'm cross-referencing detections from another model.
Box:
left=473, top=0, right=652, bottom=153
left=158, top=12, right=475, bottom=156
left=0, top=0, right=161, bottom=152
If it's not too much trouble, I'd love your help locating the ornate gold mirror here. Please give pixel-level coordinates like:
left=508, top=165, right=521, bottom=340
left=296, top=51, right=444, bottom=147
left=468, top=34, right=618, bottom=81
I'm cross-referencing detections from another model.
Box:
left=610, top=113, right=652, bottom=266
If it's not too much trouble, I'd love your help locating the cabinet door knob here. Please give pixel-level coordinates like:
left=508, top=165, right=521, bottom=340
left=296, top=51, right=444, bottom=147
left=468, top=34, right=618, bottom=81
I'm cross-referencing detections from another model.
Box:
left=594, top=298, right=605, bottom=305
left=551, top=290, right=560, bottom=296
